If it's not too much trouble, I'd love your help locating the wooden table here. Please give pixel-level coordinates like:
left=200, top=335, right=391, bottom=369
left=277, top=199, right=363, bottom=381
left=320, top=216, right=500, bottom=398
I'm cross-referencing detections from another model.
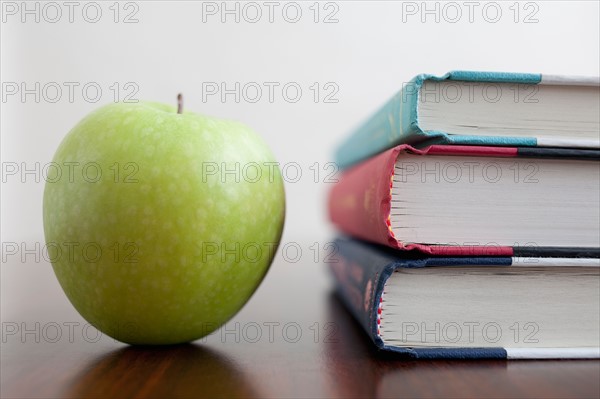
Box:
left=2, top=242, right=599, bottom=398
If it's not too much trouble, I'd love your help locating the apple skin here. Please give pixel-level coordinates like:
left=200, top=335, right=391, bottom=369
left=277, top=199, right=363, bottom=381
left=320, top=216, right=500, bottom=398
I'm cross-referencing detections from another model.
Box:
left=43, top=102, right=285, bottom=345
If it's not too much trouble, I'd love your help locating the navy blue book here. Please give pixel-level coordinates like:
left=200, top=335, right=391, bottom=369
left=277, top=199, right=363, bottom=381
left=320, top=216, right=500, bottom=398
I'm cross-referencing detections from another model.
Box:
left=328, top=237, right=600, bottom=359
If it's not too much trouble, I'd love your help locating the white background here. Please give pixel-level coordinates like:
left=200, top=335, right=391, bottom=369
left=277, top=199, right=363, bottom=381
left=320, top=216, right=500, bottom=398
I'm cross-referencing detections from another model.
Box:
left=1, top=1, right=599, bottom=320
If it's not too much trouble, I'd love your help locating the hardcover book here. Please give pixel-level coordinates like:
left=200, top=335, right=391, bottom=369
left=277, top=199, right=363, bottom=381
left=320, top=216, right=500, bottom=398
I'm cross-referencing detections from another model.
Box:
left=328, top=144, right=600, bottom=256
left=329, top=237, right=600, bottom=359
left=335, top=71, right=600, bottom=169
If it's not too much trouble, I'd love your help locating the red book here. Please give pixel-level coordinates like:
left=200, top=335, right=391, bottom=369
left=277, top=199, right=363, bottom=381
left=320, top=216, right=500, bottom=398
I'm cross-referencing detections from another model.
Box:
left=328, top=145, right=600, bottom=257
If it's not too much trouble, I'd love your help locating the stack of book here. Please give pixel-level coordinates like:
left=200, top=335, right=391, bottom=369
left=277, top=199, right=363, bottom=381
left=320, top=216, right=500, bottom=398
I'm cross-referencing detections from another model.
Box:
left=327, top=71, right=600, bottom=359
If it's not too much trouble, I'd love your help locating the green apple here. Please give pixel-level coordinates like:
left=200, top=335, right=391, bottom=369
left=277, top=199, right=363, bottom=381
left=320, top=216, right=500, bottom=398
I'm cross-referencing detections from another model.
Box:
left=43, top=98, right=285, bottom=345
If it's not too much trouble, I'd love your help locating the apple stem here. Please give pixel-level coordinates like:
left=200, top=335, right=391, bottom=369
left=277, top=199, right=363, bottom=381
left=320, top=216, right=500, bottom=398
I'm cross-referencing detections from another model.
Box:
left=177, top=93, right=183, bottom=114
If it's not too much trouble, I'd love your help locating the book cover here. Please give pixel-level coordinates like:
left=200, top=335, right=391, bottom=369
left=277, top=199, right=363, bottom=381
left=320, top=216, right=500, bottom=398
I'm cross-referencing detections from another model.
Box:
left=328, top=144, right=600, bottom=256
left=335, top=71, right=600, bottom=169
left=329, top=237, right=600, bottom=359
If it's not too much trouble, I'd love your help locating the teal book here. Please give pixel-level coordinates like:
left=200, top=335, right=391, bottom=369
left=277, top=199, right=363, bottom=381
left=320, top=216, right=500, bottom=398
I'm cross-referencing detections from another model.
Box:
left=335, top=71, right=600, bottom=169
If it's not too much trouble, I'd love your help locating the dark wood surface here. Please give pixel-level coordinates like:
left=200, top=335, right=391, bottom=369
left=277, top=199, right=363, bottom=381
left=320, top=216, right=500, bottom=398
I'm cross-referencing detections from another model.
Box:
left=2, top=245, right=599, bottom=398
